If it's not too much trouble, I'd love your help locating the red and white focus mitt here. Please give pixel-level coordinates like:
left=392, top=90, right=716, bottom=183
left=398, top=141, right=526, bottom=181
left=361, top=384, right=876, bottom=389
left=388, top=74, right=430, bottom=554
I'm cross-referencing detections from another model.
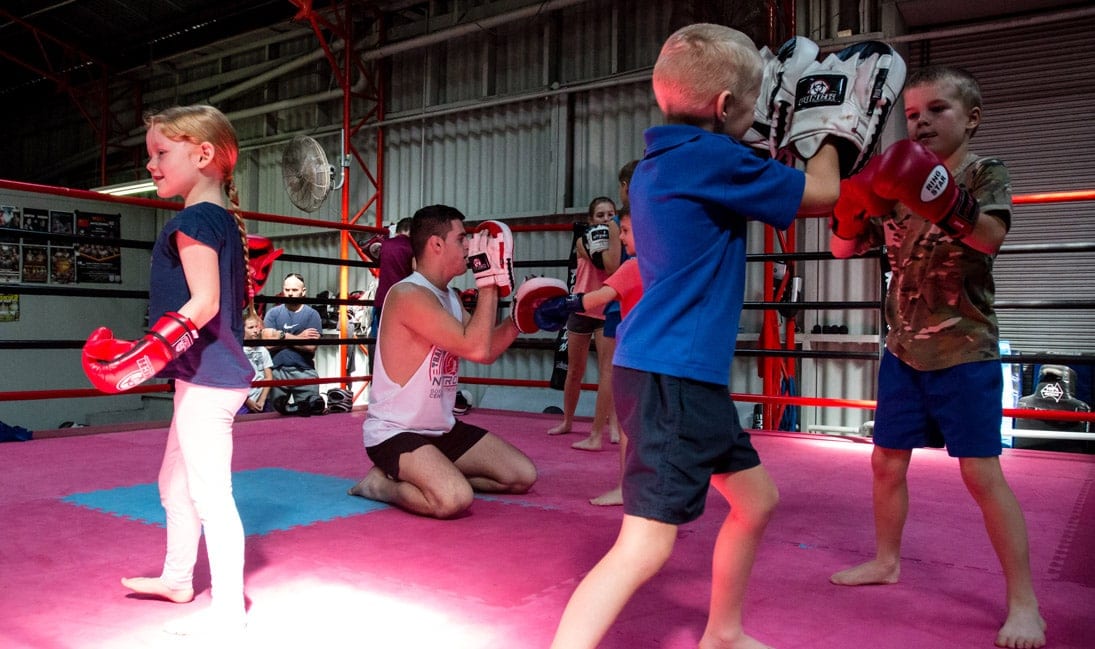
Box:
left=511, top=277, right=568, bottom=334
left=247, top=234, right=283, bottom=295
left=782, top=41, right=906, bottom=177
left=82, top=312, right=199, bottom=393
left=466, top=220, right=515, bottom=297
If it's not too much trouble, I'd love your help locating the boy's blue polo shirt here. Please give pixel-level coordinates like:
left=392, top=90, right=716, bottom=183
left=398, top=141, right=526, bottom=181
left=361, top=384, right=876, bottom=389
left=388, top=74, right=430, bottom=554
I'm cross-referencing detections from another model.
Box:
left=616, top=125, right=805, bottom=385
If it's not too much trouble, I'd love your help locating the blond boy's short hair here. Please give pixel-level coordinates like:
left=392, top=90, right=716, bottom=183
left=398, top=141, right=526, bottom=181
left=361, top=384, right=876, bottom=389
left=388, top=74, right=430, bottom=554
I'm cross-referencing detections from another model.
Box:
left=652, top=23, right=762, bottom=122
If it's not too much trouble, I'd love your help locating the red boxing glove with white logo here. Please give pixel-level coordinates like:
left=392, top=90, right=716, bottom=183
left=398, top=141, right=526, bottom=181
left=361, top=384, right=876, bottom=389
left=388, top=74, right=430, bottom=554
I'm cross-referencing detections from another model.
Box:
left=871, top=140, right=980, bottom=239
left=82, top=312, right=199, bottom=393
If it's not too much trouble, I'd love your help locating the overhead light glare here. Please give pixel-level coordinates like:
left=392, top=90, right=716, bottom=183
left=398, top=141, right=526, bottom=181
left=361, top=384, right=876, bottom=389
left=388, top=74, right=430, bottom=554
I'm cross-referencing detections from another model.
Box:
left=93, top=180, right=158, bottom=196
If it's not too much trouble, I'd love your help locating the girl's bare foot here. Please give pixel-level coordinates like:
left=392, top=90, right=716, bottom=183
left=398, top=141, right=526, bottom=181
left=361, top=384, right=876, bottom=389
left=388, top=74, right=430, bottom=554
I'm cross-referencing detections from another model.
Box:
left=995, top=607, right=1046, bottom=648
left=571, top=434, right=603, bottom=451
left=547, top=421, right=571, bottom=435
left=589, top=486, right=622, bottom=506
left=120, top=577, right=194, bottom=603
left=698, top=629, right=774, bottom=649
left=829, top=558, right=900, bottom=586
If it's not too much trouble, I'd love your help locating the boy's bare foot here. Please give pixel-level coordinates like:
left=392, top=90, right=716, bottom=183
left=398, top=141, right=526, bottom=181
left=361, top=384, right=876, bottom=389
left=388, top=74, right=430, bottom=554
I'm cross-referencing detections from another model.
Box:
left=571, top=435, right=602, bottom=451
left=547, top=422, right=571, bottom=435
left=120, top=577, right=194, bottom=603
left=829, top=559, right=900, bottom=586
left=609, top=429, right=620, bottom=444
left=347, top=468, right=388, bottom=500
left=589, top=487, right=622, bottom=506
left=995, top=607, right=1046, bottom=648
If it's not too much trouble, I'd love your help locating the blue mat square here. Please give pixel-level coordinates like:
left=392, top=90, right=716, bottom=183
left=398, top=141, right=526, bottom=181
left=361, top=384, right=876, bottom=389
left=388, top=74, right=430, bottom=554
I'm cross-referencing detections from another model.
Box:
left=62, top=468, right=389, bottom=535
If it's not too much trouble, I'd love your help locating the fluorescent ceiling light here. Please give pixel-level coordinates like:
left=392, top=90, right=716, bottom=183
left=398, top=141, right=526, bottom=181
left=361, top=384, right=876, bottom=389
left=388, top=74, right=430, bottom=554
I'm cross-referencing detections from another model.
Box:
left=93, top=180, right=158, bottom=196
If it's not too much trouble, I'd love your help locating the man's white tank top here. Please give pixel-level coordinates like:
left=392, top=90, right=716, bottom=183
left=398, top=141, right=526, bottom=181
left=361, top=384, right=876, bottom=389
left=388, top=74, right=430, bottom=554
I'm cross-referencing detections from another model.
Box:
left=362, top=272, right=462, bottom=448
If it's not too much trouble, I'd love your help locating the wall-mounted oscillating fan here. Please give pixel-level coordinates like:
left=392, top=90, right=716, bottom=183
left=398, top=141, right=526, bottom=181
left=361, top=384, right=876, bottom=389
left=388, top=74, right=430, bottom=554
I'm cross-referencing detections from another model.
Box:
left=281, top=135, right=338, bottom=212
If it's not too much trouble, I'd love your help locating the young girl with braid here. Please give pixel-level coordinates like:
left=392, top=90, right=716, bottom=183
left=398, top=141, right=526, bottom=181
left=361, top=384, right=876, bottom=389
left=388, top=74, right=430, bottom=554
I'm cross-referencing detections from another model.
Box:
left=82, top=104, right=255, bottom=637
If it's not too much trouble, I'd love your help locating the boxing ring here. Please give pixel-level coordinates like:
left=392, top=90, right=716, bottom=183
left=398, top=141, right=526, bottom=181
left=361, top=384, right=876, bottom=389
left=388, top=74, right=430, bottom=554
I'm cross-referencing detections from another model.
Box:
left=0, top=180, right=1093, bottom=649
left=1, top=178, right=1091, bottom=443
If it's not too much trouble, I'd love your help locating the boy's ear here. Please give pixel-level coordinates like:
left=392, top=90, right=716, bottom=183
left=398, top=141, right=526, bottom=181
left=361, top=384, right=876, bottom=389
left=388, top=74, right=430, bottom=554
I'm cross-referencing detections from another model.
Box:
left=716, top=90, right=733, bottom=120
left=965, top=105, right=982, bottom=134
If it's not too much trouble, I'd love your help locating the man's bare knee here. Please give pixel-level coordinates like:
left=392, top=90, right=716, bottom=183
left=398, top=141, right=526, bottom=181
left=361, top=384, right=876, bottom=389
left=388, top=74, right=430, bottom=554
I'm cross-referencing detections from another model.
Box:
left=508, top=464, right=537, bottom=493
left=426, top=484, right=475, bottom=519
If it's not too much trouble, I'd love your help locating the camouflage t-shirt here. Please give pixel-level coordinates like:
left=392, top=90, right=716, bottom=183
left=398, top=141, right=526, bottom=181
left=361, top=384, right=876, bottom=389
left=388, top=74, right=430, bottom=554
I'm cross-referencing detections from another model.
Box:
left=856, top=153, right=1012, bottom=371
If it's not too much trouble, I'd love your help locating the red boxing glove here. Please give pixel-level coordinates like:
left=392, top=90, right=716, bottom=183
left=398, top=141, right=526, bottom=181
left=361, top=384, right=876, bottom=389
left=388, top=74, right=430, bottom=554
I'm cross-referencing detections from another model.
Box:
left=459, top=288, right=479, bottom=313
left=82, top=312, right=199, bottom=393
left=871, top=140, right=981, bottom=239
left=247, top=234, right=283, bottom=295
left=830, top=156, right=894, bottom=240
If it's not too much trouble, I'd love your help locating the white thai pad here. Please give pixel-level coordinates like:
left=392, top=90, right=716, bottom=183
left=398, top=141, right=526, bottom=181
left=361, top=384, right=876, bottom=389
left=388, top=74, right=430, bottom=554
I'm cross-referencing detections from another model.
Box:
left=782, top=41, right=906, bottom=177
left=742, top=36, right=819, bottom=158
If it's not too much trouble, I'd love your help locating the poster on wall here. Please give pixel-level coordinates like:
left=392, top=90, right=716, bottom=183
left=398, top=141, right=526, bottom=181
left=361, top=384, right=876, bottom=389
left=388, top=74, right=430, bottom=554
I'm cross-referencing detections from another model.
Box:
left=50, top=210, right=74, bottom=239
left=0, top=205, right=20, bottom=230
left=75, top=211, right=122, bottom=284
left=22, top=245, right=47, bottom=283
left=22, top=208, right=48, bottom=236
left=0, top=239, right=18, bottom=283
left=0, top=293, right=18, bottom=322
left=51, top=247, right=76, bottom=284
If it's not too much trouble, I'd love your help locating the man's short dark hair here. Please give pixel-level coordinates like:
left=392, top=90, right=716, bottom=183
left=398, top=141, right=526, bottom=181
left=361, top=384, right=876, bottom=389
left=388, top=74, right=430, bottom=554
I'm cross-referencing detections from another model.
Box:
left=411, top=204, right=466, bottom=257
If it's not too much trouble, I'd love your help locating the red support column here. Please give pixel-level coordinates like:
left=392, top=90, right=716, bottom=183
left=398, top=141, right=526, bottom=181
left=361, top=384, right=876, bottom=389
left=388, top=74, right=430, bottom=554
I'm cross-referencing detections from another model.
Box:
left=290, top=0, right=386, bottom=388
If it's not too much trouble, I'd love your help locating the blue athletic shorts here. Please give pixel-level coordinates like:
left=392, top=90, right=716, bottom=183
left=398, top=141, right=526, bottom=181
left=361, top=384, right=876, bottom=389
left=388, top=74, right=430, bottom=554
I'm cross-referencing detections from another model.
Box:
left=365, top=420, right=488, bottom=480
left=614, top=366, right=760, bottom=525
left=873, top=349, right=1003, bottom=457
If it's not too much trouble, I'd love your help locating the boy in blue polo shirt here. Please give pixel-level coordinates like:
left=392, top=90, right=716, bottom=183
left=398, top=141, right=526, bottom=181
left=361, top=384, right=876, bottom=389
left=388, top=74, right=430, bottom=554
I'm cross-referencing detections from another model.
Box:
left=550, top=23, right=843, bottom=648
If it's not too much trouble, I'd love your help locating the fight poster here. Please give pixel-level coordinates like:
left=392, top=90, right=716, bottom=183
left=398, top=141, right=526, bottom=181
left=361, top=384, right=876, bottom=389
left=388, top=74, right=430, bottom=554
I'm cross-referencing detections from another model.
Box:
left=50, top=210, right=74, bottom=239
left=0, top=237, right=18, bottom=283
left=0, top=293, right=18, bottom=322
left=0, top=205, right=20, bottom=231
left=21, top=208, right=48, bottom=237
left=22, top=245, right=47, bottom=283
left=75, top=211, right=122, bottom=283
left=51, top=247, right=76, bottom=284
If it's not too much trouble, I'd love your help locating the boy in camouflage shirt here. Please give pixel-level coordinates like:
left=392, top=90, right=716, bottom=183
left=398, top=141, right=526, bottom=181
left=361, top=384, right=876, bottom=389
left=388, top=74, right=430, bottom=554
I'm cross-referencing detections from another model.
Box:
left=828, top=65, right=1045, bottom=649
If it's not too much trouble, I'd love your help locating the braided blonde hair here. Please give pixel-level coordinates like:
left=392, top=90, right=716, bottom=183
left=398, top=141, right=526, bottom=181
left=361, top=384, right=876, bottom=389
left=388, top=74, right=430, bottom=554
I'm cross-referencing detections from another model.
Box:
left=145, top=105, right=255, bottom=315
